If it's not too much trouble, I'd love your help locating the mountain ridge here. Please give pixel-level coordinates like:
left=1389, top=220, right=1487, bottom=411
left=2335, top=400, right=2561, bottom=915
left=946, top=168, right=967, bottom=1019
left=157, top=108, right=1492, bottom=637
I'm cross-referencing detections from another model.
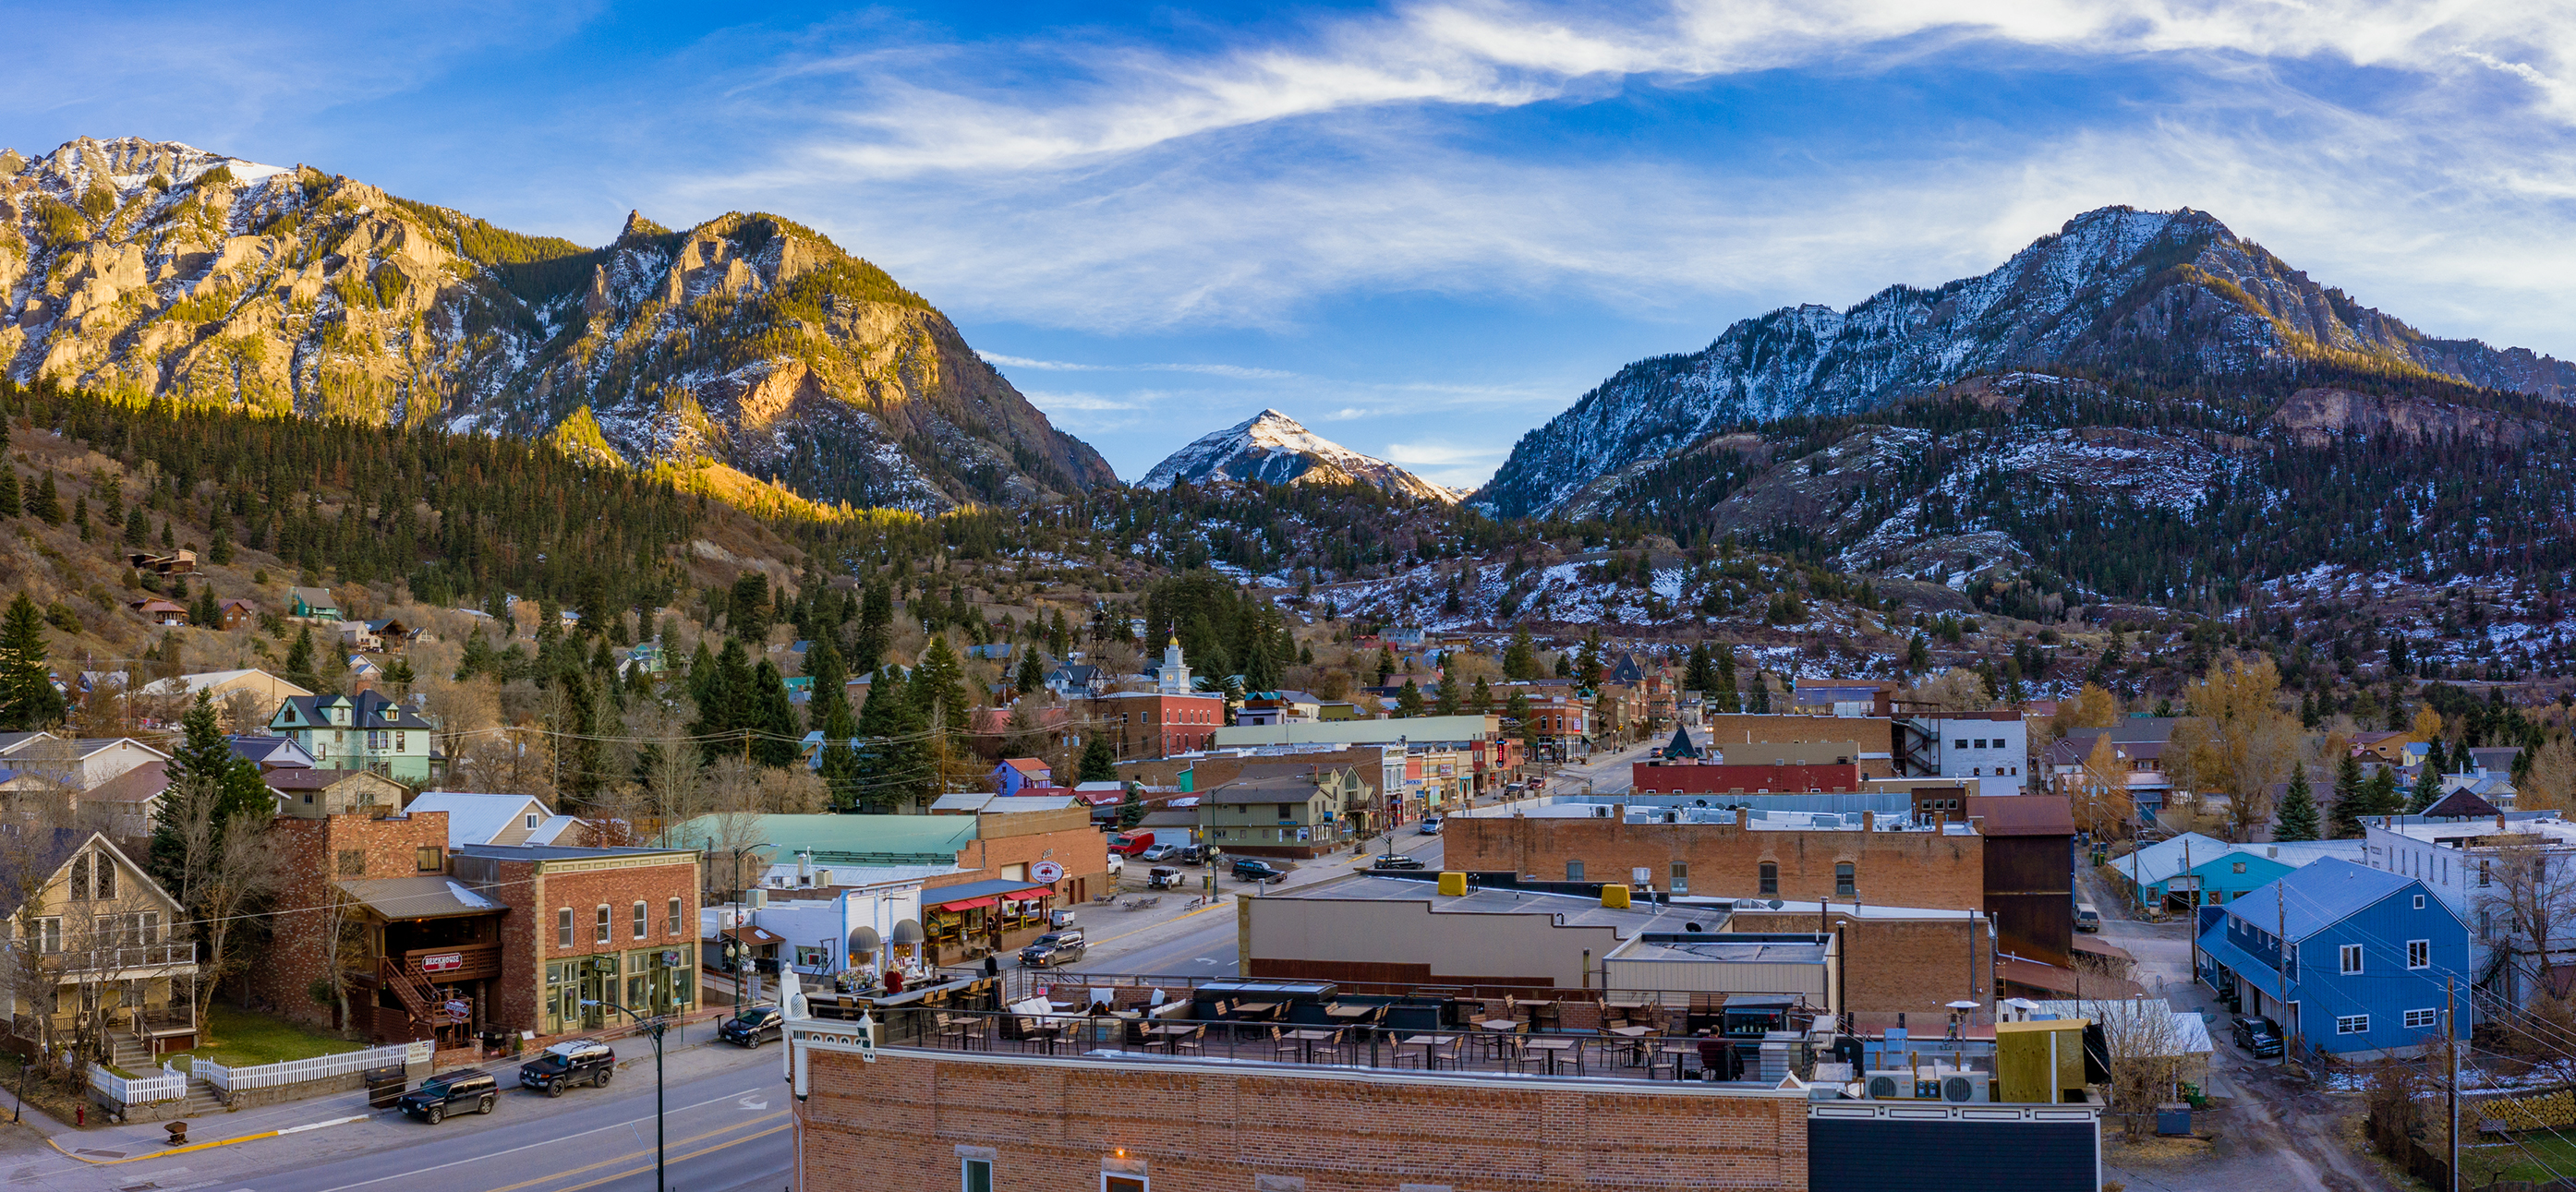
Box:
left=1474, top=205, right=2576, bottom=519
left=1140, top=408, right=1459, bottom=503
left=0, top=135, right=1113, bottom=513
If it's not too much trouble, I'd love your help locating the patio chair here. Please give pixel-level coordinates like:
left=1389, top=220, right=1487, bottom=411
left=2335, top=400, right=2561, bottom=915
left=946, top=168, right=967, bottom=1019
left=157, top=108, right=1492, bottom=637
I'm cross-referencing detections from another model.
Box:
left=1169, top=1025, right=1206, bottom=1058
left=1270, top=1026, right=1305, bottom=1062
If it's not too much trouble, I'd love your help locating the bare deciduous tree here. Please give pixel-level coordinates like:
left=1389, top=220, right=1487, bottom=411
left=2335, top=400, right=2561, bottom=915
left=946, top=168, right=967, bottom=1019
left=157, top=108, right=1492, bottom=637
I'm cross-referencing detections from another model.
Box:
left=2480, top=843, right=2576, bottom=1005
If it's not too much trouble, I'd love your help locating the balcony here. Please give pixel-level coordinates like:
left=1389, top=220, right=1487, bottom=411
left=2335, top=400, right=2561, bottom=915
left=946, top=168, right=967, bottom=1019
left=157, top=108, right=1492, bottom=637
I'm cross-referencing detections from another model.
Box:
left=55, top=942, right=196, bottom=975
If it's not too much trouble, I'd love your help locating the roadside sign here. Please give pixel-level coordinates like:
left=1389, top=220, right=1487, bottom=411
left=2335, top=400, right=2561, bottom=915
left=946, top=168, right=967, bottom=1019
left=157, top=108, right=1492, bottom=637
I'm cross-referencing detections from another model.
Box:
left=1032, top=861, right=1064, bottom=883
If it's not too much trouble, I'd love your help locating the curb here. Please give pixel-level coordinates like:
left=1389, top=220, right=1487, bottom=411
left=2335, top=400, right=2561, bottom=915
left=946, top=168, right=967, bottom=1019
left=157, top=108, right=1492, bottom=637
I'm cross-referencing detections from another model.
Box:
left=46, top=1112, right=366, bottom=1165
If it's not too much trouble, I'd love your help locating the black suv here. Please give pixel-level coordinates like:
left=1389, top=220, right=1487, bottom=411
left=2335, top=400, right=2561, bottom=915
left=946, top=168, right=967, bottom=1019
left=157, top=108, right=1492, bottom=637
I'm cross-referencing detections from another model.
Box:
left=1372, top=855, right=1426, bottom=871
left=1230, top=858, right=1287, bottom=884
left=720, top=1005, right=785, bottom=1048
left=1020, top=930, right=1087, bottom=968
left=519, top=1039, right=615, bottom=1097
left=398, top=1068, right=500, bottom=1124
left=2232, top=1016, right=2284, bottom=1058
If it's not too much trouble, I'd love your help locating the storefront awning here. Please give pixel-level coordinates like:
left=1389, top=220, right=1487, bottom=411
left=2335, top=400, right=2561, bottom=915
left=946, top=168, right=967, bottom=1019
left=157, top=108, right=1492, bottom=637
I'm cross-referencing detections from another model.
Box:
left=925, top=877, right=1057, bottom=906
left=937, top=896, right=999, bottom=911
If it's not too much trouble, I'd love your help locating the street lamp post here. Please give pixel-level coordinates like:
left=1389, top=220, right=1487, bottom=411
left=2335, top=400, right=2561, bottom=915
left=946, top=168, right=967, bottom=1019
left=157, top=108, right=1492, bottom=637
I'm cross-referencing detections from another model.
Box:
left=587, top=1000, right=669, bottom=1192
left=1208, top=848, right=1222, bottom=904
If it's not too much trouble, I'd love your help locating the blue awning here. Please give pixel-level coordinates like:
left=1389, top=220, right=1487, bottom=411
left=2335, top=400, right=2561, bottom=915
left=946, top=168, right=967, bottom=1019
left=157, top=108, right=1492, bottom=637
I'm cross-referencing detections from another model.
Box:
left=2197, top=927, right=2287, bottom=1003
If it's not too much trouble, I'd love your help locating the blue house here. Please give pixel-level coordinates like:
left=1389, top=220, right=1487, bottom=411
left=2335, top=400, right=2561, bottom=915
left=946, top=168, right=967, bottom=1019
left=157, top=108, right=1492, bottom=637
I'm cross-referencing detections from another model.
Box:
left=2197, top=858, right=2470, bottom=1059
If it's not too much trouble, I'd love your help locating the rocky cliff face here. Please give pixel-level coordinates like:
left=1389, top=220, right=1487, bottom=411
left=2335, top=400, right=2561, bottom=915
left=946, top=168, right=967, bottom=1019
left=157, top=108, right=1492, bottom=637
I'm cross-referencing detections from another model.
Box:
left=1139, top=408, right=1458, bottom=503
left=1476, top=205, right=2576, bottom=518
left=0, top=136, right=1113, bottom=512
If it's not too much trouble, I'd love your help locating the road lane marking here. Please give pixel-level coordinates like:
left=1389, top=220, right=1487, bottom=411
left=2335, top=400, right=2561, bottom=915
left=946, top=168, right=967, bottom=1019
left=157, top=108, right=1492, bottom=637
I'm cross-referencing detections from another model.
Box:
left=474, top=1112, right=787, bottom=1192
left=51, top=1115, right=367, bottom=1165
left=545, top=1124, right=792, bottom=1192
left=306, top=1088, right=780, bottom=1192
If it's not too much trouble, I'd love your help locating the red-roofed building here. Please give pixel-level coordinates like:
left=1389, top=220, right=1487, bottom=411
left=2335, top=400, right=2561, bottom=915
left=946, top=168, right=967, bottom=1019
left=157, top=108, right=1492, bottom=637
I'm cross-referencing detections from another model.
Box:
left=989, top=757, right=1052, bottom=796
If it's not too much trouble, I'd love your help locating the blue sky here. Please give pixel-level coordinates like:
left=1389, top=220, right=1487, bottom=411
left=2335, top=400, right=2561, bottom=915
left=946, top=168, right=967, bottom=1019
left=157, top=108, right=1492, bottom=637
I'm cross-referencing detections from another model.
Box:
left=8, top=3, right=2576, bottom=488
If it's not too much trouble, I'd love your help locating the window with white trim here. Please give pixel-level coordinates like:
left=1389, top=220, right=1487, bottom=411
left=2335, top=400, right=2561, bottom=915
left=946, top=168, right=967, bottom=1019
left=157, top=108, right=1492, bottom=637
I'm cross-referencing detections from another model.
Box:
left=632, top=901, right=648, bottom=940
left=962, top=1158, right=992, bottom=1192
left=2404, top=1008, right=2438, bottom=1030
left=558, top=908, right=574, bottom=948
left=596, top=905, right=611, bottom=945
left=2336, top=1014, right=2369, bottom=1035
left=668, top=897, right=683, bottom=937
left=1103, top=1176, right=1146, bottom=1192
left=2413, top=895, right=2425, bottom=909
left=2407, top=939, right=2430, bottom=969
left=2340, top=944, right=2364, bottom=975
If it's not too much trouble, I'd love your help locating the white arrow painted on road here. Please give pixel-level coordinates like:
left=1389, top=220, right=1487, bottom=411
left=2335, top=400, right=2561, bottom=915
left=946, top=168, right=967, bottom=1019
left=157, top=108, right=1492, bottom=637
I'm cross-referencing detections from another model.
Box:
left=739, top=1095, right=769, bottom=1110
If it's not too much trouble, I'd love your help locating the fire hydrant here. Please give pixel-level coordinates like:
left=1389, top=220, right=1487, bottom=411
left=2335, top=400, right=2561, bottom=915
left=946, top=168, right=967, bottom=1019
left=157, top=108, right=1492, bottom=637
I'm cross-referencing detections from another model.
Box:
left=74, top=1104, right=83, bottom=1127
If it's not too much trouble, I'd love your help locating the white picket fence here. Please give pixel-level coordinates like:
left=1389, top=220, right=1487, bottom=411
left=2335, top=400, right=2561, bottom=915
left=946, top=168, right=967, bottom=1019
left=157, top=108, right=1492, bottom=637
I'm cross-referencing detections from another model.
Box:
left=195, top=1040, right=431, bottom=1093
left=89, top=1060, right=187, bottom=1105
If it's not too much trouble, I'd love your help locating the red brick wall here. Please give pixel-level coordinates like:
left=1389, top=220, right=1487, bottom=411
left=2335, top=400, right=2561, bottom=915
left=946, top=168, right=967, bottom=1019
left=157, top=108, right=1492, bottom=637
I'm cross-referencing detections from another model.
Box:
left=949, top=818, right=1110, bottom=907
left=498, top=853, right=701, bottom=1032
left=1629, top=764, right=1861, bottom=794
left=800, top=1047, right=1810, bottom=1192
left=253, top=811, right=453, bottom=1031
left=1445, top=816, right=1984, bottom=909
left=1729, top=911, right=1993, bottom=1022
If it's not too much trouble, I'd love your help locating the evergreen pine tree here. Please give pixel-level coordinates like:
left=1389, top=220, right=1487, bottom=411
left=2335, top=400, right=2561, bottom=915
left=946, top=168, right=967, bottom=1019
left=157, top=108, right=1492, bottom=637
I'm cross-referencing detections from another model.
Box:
left=1077, top=734, right=1118, bottom=783
left=805, top=638, right=853, bottom=735
left=1119, top=782, right=1145, bottom=829
left=1374, top=646, right=1396, bottom=687
left=2328, top=753, right=2370, bottom=837
left=148, top=690, right=274, bottom=908
left=2274, top=764, right=2322, bottom=841
left=1434, top=678, right=1459, bottom=716
left=850, top=665, right=929, bottom=812
left=2361, top=765, right=2401, bottom=817
left=750, top=659, right=800, bottom=767
left=1748, top=671, right=1772, bottom=714
left=0, top=469, right=19, bottom=518
left=1012, top=648, right=1046, bottom=696
left=2409, top=759, right=2443, bottom=813
left=1684, top=643, right=1715, bottom=697
left=1469, top=675, right=1492, bottom=715
left=911, top=636, right=970, bottom=731
left=1394, top=679, right=1424, bottom=718
left=283, top=625, right=320, bottom=692
left=30, top=473, right=61, bottom=525
left=1502, top=627, right=1536, bottom=680
left=1552, top=653, right=1573, bottom=678
left=0, top=592, right=63, bottom=730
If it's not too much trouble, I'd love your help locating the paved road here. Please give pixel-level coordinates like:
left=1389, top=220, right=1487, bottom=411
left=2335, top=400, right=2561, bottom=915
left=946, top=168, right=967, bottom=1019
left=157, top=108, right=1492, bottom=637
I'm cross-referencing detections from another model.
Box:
left=5, top=1030, right=785, bottom=1192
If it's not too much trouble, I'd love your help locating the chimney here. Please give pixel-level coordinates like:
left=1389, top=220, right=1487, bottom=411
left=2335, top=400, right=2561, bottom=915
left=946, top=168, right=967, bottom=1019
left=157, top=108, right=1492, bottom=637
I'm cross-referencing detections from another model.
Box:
left=1861, top=811, right=1875, bottom=832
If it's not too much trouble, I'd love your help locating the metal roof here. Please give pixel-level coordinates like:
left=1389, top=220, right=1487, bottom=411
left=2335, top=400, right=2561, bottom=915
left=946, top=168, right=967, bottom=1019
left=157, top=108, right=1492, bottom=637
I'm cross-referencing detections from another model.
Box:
left=668, top=813, right=978, bottom=863
left=2222, top=857, right=2425, bottom=942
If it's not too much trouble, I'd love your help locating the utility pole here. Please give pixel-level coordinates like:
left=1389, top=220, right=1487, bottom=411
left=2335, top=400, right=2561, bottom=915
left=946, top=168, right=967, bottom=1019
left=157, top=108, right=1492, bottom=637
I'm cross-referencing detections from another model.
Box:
left=2448, top=974, right=2460, bottom=1192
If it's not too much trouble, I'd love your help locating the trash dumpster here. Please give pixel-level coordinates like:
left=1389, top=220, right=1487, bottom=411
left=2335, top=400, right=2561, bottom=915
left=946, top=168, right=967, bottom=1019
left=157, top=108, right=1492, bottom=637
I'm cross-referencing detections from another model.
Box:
left=365, top=1065, right=408, bottom=1110
left=2156, top=1102, right=2193, bottom=1136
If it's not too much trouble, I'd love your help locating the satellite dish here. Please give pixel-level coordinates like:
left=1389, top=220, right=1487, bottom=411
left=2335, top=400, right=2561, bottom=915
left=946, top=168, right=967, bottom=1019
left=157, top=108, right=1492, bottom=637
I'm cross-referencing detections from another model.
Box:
left=1684, top=921, right=1704, bottom=933
left=1768, top=898, right=1784, bottom=909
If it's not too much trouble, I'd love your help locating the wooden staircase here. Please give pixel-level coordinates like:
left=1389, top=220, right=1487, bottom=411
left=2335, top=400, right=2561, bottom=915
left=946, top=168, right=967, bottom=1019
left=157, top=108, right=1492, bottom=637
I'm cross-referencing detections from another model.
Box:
left=380, top=957, right=461, bottom=1031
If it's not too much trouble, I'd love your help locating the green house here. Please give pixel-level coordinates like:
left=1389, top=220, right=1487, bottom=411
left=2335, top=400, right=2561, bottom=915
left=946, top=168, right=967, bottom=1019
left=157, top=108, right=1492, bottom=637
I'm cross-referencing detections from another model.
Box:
left=288, top=585, right=342, bottom=621
left=270, top=690, right=436, bottom=784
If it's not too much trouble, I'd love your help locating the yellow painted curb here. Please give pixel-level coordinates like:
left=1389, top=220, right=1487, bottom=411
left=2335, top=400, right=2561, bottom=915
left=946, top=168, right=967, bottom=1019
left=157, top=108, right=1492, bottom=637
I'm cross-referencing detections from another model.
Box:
left=45, top=1111, right=368, bottom=1164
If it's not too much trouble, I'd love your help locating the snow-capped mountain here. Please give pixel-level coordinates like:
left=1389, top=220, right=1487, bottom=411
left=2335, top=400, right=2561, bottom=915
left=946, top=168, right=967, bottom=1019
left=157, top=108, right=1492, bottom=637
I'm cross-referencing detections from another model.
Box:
left=1140, top=409, right=1459, bottom=503
left=0, top=136, right=1113, bottom=512
left=1474, top=205, right=2576, bottom=518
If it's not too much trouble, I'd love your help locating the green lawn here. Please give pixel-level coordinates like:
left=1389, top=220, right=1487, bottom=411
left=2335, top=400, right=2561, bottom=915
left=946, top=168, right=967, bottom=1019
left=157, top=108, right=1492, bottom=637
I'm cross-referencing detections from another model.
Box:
left=2465, top=1129, right=2576, bottom=1184
left=162, top=1005, right=366, bottom=1068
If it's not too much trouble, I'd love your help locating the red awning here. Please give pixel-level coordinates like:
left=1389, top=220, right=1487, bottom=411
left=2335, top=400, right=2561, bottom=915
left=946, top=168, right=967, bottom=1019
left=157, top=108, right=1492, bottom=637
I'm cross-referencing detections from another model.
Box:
left=937, top=897, right=1000, bottom=911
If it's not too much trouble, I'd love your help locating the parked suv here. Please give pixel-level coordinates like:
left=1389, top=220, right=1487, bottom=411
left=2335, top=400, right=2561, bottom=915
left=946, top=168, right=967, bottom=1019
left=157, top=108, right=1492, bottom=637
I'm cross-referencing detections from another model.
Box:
left=1231, top=858, right=1288, bottom=884
left=2232, top=1016, right=2284, bottom=1058
left=1371, top=855, right=1426, bottom=870
left=519, top=1039, right=615, bottom=1097
left=720, top=1005, right=785, bottom=1048
left=1021, top=929, right=1088, bottom=968
left=398, top=1068, right=500, bottom=1124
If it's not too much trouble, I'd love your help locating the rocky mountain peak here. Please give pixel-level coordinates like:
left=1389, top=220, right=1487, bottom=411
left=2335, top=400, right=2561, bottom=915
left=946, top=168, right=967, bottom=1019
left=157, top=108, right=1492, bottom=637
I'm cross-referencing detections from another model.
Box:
left=1141, top=409, right=1457, bottom=503
left=1474, top=203, right=2576, bottom=518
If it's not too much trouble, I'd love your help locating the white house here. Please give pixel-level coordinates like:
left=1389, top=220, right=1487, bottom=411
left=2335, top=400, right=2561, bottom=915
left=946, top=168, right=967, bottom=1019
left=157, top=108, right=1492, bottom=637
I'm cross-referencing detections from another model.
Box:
left=1897, top=714, right=2030, bottom=799
left=2364, top=811, right=2576, bottom=1006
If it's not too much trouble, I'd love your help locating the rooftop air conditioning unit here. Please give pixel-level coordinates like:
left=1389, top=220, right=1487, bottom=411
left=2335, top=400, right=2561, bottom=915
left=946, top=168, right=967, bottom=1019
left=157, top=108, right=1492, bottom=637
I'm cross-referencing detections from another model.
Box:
left=746, top=888, right=768, bottom=909
left=815, top=869, right=832, bottom=886
left=1937, top=1071, right=1990, bottom=1103
left=1865, top=1070, right=1919, bottom=1101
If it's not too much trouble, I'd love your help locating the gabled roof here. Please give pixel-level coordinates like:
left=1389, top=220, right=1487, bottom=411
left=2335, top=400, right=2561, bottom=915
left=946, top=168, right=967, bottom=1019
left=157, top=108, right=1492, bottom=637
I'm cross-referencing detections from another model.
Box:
left=2422, top=789, right=2505, bottom=820
left=289, top=585, right=338, bottom=608
left=273, top=689, right=431, bottom=730
left=407, top=791, right=554, bottom=846
left=82, top=760, right=170, bottom=805
left=1205, top=774, right=1334, bottom=803
left=2225, top=858, right=2435, bottom=942
left=262, top=767, right=391, bottom=792
left=1000, top=757, right=1050, bottom=775
left=335, top=876, right=502, bottom=921
left=228, top=735, right=316, bottom=768
left=2116, top=833, right=2234, bottom=885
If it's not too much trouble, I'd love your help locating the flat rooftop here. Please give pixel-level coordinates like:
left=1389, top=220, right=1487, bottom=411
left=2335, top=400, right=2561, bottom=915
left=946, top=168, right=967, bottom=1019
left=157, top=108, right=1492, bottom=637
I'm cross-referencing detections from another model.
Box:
left=1269, top=873, right=1721, bottom=935
left=1610, top=936, right=1832, bottom=965
left=2378, top=814, right=2576, bottom=849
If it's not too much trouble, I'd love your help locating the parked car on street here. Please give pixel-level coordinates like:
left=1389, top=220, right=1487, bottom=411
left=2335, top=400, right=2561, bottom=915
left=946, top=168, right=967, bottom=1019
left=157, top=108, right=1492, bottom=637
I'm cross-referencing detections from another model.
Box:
left=398, top=1068, right=500, bottom=1124
left=1021, top=930, right=1087, bottom=968
left=720, top=1005, right=786, bottom=1048
left=2074, top=902, right=2102, bottom=933
left=1231, top=858, right=1288, bottom=884
left=518, top=1039, right=615, bottom=1097
left=1174, top=843, right=1208, bottom=864
left=1372, top=855, right=1426, bottom=870
left=1138, top=844, right=1179, bottom=861
left=2232, top=1016, right=2284, bottom=1058
left=1418, top=818, right=1443, bottom=835
left=1145, top=865, right=1185, bottom=890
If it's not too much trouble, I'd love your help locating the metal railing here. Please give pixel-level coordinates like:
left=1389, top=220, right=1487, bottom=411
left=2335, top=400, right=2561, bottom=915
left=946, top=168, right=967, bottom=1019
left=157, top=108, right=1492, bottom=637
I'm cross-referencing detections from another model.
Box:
left=870, top=1005, right=1784, bottom=1086
left=57, top=941, right=195, bottom=973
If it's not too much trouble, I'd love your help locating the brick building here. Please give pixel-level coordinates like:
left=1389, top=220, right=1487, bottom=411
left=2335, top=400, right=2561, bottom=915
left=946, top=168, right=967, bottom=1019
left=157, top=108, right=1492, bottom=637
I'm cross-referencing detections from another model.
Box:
left=1961, top=794, right=2076, bottom=968
left=450, top=844, right=703, bottom=1038
left=1630, top=746, right=1864, bottom=795
left=1728, top=905, right=1996, bottom=1029
left=1085, top=690, right=1229, bottom=758
left=795, top=1045, right=1815, bottom=1192
left=1444, top=805, right=1985, bottom=910
left=1701, top=716, right=1898, bottom=779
